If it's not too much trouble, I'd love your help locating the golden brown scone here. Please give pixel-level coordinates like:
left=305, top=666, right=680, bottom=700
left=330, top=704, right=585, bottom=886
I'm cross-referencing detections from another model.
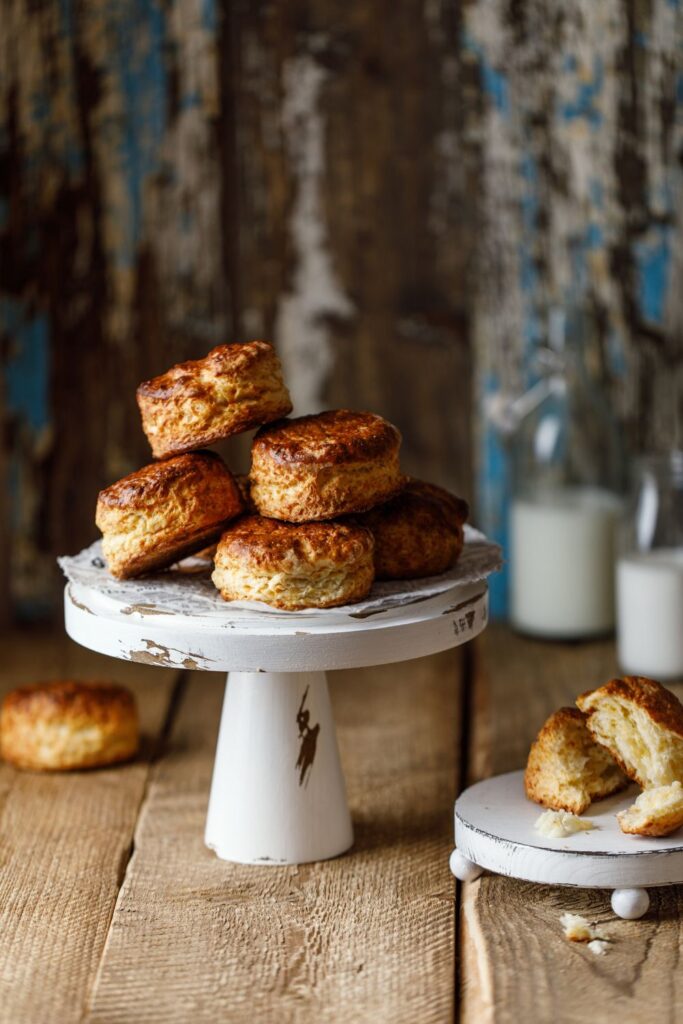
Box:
left=250, top=410, right=405, bottom=522
left=1, top=681, right=139, bottom=771
left=576, top=677, right=683, bottom=788
left=525, top=707, right=628, bottom=814
left=212, top=515, right=375, bottom=610
left=356, top=478, right=469, bottom=579
left=96, top=451, right=243, bottom=579
left=618, top=781, right=683, bottom=837
left=137, top=340, right=292, bottom=459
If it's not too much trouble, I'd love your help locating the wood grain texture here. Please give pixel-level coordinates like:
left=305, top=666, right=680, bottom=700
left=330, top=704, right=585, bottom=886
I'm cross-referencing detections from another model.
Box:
left=469, top=0, right=683, bottom=613
left=87, top=651, right=462, bottom=1023
left=460, top=624, right=683, bottom=1024
left=228, top=1, right=475, bottom=493
left=0, top=630, right=180, bottom=1024
left=1, top=0, right=477, bottom=623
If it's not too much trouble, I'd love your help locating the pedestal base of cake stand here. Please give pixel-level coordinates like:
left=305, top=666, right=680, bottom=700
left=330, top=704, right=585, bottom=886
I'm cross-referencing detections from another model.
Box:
left=64, top=571, right=491, bottom=866
left=205, top=670, right=352, bottom=864
left=450, top=771, right=683, bottom=920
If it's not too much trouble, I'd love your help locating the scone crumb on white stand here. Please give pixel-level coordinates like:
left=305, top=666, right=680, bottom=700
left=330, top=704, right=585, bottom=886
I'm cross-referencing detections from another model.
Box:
left=535, top=810, right=594, bottom=838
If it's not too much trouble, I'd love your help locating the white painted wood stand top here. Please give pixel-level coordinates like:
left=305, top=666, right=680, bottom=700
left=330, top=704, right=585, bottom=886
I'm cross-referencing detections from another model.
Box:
left=451, top=770, right=683, bottom=919
left=64, top=567, right=490, bottom=866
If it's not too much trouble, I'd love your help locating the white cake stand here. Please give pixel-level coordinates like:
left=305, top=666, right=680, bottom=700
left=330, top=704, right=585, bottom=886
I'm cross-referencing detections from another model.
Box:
left=450, top=770, right=683, bottom=919
left=63, top=542, right=494, bottom=866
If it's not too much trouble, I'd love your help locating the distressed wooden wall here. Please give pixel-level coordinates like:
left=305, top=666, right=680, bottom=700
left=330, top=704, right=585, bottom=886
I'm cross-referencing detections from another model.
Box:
left=1, top=0, right=681, bottom=623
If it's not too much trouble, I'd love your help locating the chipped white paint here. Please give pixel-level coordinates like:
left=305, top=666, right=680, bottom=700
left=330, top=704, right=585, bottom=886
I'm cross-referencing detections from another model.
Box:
left=63, top=555, right=494, bottom=864
left=275, top=53, right=354, bottom=413
left=205, top=670, right=353, bottom=864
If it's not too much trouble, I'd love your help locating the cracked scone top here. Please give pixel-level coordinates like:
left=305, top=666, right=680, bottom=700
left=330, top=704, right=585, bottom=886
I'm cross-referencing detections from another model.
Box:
left=137, top=340, right=292, bottom=459
left=250, top=410, right=405, bottom=522
left=212, top=515, right=375, bottom=610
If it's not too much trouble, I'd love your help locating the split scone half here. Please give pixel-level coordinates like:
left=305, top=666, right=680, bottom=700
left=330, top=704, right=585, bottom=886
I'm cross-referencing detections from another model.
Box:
left=617, top=781, right=683, bottom=837
left=96, top=452, right=243, bottom=579
left=576, top=676, right=683, bottom=789
left=212, top=515, right=375, bottom=610
left=250, top=410, right=405, bottom=522
left=356, top=478, right=469, bottom=580
left=1, top=681, right=139, bottom=771
left=137, top=340, right=292, bottom=459
left=525, top=707, right=628, bottom=814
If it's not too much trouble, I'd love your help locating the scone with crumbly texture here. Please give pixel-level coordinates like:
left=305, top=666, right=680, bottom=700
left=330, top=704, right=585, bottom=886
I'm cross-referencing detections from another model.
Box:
left=137, top=340, right=292, bottom=459
left=525, top=707, right=628, bottom=814
left=250, top=410, right=405, bottom=522
left=618, top=781, right=683, bottom=837
left=576, top=676, right=683, bottom=789
left=1, top=681, right=139, bottom=771
left=96, top=451, right=243, bottom=579
left=356, top=478, right=469, bottom=579
left=212, top=515, right=375, bottom=610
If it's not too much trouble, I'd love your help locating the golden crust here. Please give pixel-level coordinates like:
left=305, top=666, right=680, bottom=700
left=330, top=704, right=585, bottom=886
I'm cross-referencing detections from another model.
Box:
left=96, top=452, right=243, bottom=579
left=355, top=478, right=469, bottom=580
left=576, top=677, right=683, bottom=788
left=212, top=515, right=375, bottom=610
left=250, top=410, right=405, bottom=522
left=1, top=681, right=139, bottom=771
left=137, top=340, right=292, bottom=458
left=618, top=782, right=683, bottom=837
left=524, top=707, right=628, bottom=814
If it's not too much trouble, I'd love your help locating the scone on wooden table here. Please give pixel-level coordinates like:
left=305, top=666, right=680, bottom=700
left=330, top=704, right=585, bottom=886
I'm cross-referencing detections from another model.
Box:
left=96, top=451, right=243, bottom=579
left=525, top=707, right=628, bottom=814
left=1, top=681, right=139, bottom=771
left=576, top=676, right=683, bottom=788
left=137, top=340, right=292, bottom=459
left=250, top=410, right=405, bottom=522
left=356, top=478, right=469, bottom=580
left=212, top=515, right=375, bottom=610
left=618, top=781, right=683, bottom=837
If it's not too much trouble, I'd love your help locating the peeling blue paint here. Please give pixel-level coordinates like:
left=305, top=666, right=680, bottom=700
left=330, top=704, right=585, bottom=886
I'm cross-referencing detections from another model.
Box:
left=585, top=222, right=604, bottom=250
left=1, top=299, right=50, bottom=433
left=589, top=178, right=604, bottom=208
left=634, top=228, right=672, bottom=325
left=560, top=57, right=604, bottom=127
left=462, top=30, right=510, bottom=116
left=477, top=374, right=510, bottom=618
left=104, top=0, right=168, bottom=269
left=181, top=91, right=202, bottom=111
left=201, top=0, right=217, bottom=34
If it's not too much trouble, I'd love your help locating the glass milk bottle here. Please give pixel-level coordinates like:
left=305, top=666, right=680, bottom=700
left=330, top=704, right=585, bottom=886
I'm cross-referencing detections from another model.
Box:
left=617, top=453, right=683, bottom=678
left=510, top=308, right=624, bottom=639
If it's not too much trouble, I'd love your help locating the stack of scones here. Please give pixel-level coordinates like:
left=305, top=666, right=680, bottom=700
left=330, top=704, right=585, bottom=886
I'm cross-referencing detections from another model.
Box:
left=96, top=341, right=469, bottom=610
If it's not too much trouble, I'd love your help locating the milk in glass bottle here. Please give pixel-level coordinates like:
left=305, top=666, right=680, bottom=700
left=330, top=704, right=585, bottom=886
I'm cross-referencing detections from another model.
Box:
left=510, top=307, right=624, bottom=638
left=617, top=453, right=683, bottom=678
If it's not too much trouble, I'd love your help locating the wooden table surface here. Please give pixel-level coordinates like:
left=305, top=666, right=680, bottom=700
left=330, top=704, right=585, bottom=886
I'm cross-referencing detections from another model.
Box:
left=2, top=624, right=682, bottom=1023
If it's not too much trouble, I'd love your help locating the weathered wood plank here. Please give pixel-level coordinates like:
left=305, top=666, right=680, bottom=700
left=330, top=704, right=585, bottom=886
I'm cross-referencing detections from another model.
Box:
left=468, top=0, right=683, bottom=615
left=87, top=652, right=462, bottom=1023
left=0, top=630, right=180, bottom=1024
left=229, top=0, right=475, bottom=498
left=460, top=625, right=683, bottom=1024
